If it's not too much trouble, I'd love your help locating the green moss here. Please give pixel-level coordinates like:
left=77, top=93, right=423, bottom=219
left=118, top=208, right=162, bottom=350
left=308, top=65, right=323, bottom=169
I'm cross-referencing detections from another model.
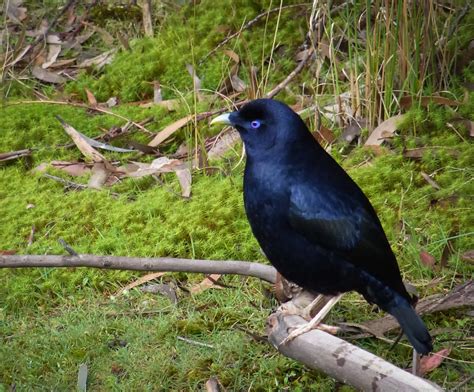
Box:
left=1, top=1, right=473, bottom=389
left=66, top=0, right=307, bottom=102
left=1, top=98, right=472, bottom=390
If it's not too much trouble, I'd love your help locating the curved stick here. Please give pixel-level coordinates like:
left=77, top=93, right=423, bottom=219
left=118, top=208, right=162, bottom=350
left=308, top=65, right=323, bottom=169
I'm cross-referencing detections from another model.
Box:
left=267, top=313, right=443, bottom=391
left=0, top=254, right=277, bottom=283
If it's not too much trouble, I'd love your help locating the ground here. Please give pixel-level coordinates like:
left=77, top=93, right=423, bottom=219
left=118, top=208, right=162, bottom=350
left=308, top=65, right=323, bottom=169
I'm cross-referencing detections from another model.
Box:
left=0, top=1, right=473, bottom=390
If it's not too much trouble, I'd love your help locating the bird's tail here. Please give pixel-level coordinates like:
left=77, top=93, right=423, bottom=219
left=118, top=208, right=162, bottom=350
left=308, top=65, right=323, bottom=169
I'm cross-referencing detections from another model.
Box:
left=387, top=298, right=433, bottom=355
left=360, top=272, right=432, bottom=354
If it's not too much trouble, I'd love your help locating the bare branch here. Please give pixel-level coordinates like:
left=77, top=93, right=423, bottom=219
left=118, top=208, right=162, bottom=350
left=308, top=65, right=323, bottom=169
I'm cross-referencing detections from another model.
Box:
left=267, top=313, right=443, bottom=391
left=265, top=48, right=314, bottom=99
left=0, top=254, right=277, bottom=283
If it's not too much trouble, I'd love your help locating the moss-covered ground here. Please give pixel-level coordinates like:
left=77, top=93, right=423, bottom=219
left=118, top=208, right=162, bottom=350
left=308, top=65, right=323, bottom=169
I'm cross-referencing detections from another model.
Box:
left=1, top=1, right=473, bottom=390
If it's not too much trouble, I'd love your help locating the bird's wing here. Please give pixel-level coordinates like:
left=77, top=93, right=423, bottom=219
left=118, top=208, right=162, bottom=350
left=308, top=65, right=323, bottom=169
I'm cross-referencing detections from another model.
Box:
left=288, top=184, right=396, bottom=273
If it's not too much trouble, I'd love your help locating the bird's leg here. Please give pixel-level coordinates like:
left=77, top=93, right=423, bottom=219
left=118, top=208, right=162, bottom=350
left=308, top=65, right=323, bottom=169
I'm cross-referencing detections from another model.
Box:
left=280, top=293, right=344, bottom=346
left=301, top=294, right=325, bottom=320
left=412, top=349, right=421, bottom=376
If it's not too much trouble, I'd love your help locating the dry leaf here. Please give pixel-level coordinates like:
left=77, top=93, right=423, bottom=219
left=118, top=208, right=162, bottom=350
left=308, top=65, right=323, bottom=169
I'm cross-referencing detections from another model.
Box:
left=6, top=0, right=27, bottom=23
left=46, top=34, right=61, bottom=45
left=314, top=126, right=336, bottom=145
left=418, top=348, right=451, bottom=375
left=460, top=250, right=474, bottom=264
left=419, top=250, right=436, bottom=269
left=140, top=283, right=178, bottom=304
left=0, top=250, right=17, bottom=255
left=403, top=148, right=425, bottom=160
left=153, top=80, right=162, bottom=103
left=47, top=58, right=76, bottom=69
left=56, top=116, right=109, bottom=165
left=186, top=64, right=203, bottom=100
left=456, top=119, right=474, bottom=138
left=440, top=232, right=456, bottom=269
left=0, top=149, right=31, bottom=162
left=429, top=195, right=459, bottom=209
left=190, top=274, right=222, bottom=294
left=125, top=157, right=184, bottom=178
left=79, top=132, right=134, bottom=153
left=230, top=74, right=246, bottom=92
left=42, top=44, right=62, bottom=68
left=223, top=49, right=240, bottom=63
left=400, top=96, right=462, bottom=110
left=32, top=65, right=66, bottom=84
left=207, top=130, right=240, bottom=160
left=106, top=97, right=118, bottom=107
left=83, top=23, right=115, bottom=45
left=34, top=161, right=92, bottom=176
left=420, top=171, right=441, bottom=190
left=7, top=44, right=31, bottom=67
left=126, top=141, right=157, bottom=154
left=124, top=157, right=191, bottom=197
left=77, top=49, right=115, bottom=69
left=114, top=272, right=166, bottom=296
left=318, top=41, right=331, bottom=60
left=85, top=88, right=98, bottom=107
left=148, top=114, right=194, bottom=147
left=205, top=377, right=225, bottom=392
left=87, top=162, right=109, bottom=189
left=295, top=48, right=312, bottom=62
left=176, top=167, right=192, bottom=198
left=365, top=114, right=405, bottom=146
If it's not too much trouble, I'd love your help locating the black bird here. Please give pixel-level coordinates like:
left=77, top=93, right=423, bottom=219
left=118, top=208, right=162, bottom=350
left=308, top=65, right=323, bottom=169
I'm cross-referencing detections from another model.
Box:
left=211, top=99, right=432, bottom=355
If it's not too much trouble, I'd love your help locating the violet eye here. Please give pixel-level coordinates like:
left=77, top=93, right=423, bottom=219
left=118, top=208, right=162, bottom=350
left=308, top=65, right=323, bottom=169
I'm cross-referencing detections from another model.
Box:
left=251, top=120, right=261, bottom=129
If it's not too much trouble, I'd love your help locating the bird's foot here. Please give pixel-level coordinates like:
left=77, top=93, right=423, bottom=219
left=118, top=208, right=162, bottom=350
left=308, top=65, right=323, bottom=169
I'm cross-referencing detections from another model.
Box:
left=278, top=292, right=324, bottom=319
left=279, top=293, right=344, bottom=346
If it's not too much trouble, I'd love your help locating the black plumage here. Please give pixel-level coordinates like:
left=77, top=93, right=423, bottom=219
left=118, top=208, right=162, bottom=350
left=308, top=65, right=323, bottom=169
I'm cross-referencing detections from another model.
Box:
left=212, top=99, right=432, bottom=354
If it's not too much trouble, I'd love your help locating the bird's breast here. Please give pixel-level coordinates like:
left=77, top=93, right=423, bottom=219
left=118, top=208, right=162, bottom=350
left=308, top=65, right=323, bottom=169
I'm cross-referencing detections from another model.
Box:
left=243, top=161, right=291, bottom=243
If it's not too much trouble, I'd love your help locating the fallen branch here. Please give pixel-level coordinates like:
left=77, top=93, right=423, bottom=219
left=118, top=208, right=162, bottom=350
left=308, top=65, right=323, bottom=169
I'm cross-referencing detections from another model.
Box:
left=0, top=254, right=277, bottom=284
left=0, top=253, right=464, bottom=388
left=267, top=313, right=443, bottom=391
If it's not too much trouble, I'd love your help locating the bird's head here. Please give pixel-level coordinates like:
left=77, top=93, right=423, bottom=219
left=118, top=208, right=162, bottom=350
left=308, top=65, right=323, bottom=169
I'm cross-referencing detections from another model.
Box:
left=211, top=99, right=312, bottom=157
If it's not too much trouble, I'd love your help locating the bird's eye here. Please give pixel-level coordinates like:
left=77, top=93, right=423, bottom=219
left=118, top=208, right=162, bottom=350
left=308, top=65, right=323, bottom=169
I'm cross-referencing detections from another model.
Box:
left=251, top=120, right=261, bottom=129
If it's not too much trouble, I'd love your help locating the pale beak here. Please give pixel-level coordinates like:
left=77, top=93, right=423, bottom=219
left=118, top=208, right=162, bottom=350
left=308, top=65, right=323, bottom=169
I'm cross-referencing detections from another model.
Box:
left=210, top=112, right=232, bottom=126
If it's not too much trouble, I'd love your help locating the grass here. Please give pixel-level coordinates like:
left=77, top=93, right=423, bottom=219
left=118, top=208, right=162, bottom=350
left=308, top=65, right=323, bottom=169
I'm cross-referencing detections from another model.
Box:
left=1, top=100, right=472, bottom=390
left=1, top=0, right=473, bottom=390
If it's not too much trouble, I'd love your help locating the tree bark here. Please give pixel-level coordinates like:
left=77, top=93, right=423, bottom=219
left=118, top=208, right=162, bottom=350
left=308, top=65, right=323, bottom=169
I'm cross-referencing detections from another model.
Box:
left=267, top=313, right=443, bottom=391
left=0, top=254, right=277, bottom=283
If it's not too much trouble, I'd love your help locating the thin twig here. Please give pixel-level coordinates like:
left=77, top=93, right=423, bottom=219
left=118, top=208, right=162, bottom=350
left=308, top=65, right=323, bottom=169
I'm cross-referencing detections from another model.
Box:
left=58, top=238, right=79, bottom=256
left=450, top=374, right=474, bottom=391
left=43, top=173, right=87, bottom=190
left=177, top=336, right=214, bottom=349
left=265, top=47, right=314, bottom=99
left=0, top=254, right=277, bottom=283
left=27, top=225, right=35, bottom=247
